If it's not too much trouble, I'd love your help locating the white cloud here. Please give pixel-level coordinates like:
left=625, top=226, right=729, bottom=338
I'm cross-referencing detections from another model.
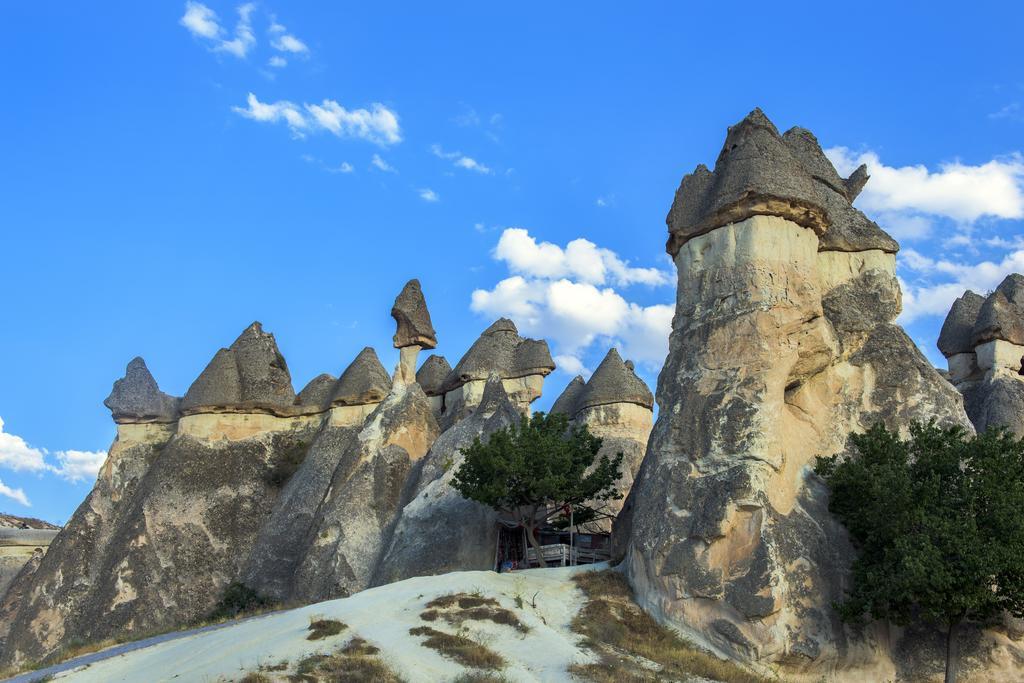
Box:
left=990, top=103, right=1023, bottom=121
left=304, top=100, right=402, bottom=145
left=331, top=161, right=354, bottom=174
left=419, top=188, right=440, bottom=202
left=371, top=154, right=396, bottom=173
left=898, top=247, right=1024, bottom=323
left=493, top=228, right=672, bottom=287
left=825, top=147, right=1024, bottom=241
left=0, top=417, right=48, bottom=473
left=268, top=55, right=287, bottom=68
left=233, top=93, right=308, bottom=136
left=50, top=450, right=107, bottom=484
left=272, top=33, right=309, bottom=54
left=471, top=229, right=673, bottom=372
left=0, top=480, right=29, bottom=508
left=180, top=2, right=222, bottom=39
left=0, top=417, right=106, bottom=491
left=431, top=144, right=491, bottom=174
left=215, top=3, right=256, bottom=58
left=233, top=94, right=401, bottom=145
left=554, top=354, right=590, bottom=378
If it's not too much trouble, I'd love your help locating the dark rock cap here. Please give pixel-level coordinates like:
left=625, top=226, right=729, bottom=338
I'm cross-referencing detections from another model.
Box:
left=181, top=322, right=296, bottom=412
left=392, top=279, right=437, bottom=349
left=665, top=108, right=898, bottom=257
left=549, top=375, right=586, bottom=416
left=937, top=291, right=985, bottom=357
left=972, top=274, right=1024, bottom=347
left=104, top=357, right=180, bottom=423
left=415, top=355, right=451, bottom=396
left=331, top=347, right=392, bottom=406
left=297, top=373, right=337, bottom=409
left=576, top=348, right=654, bottom=412
left=441, top=318, right=555, bottom=393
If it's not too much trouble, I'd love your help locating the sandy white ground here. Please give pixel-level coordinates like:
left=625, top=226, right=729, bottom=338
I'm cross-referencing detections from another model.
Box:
left=55, top=564, right=604, bottom=682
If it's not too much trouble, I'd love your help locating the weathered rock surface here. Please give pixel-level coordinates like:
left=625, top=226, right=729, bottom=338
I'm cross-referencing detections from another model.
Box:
left=373, top=376, right=521, bottom=585
left=549, top=351, right=654, bottom=531
left=391, top=279, right=437, bottom=350
left=415, top=354, right=451, bottom=397
left=440, top=318, right=555, bottom=420
left=620, top=110, right=1016, bottom=681
left=291, top=381, right=439, bottom=601
left=331, top=347, right=392, bottom=407
left=181, top=322, right=296, bottom=414
left=297, top=373, right=336, bottom=408
left=939, top=276, right=1024, bottom=436
left=665, top=109, right=898, bottom=258
left=103, top=357, right=180, bottom=423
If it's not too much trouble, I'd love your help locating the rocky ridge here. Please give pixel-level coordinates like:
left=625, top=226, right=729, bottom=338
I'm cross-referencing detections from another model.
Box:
left=0, top=279, right=645, bottom=668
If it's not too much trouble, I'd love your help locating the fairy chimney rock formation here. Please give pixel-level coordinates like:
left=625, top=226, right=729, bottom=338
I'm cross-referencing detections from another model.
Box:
left=439, top=318, right=555, bottom=420
left=619, top=108, right=986, bottom=681
left=296, top=373, right=337, bottom=409
left=549, top=350, right=654, bottom=529
left=939, top=275, right=1024, bottom=435
left=550, top=375, right=586, bottom=416
left=391, top=279, right=437, bottom=385
left=104, top=357, right=180, bottom=424
left=415, top=354, right=451, bottom=415
left=329, top=347, right=392, bottom=426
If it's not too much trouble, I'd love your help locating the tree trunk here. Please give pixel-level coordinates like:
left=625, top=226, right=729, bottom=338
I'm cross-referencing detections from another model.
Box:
left=524, top=522, right=547, bottom=568
left=945, top=620, right=960, bottom=683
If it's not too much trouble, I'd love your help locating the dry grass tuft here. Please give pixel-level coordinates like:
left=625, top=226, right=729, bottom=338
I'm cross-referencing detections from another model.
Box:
left=307, top=617, right=347, bottom=641
left=569, top=570, right=770, bottom=683
left=408, top=625, right=505, bottom=670
left=341, top=637, right=381, bottom=656
left=425, top=592, right=499, bottom=610
left=451, top=673, right=513, bottom=683
left=237, top=673, right=271, bottom=683
left=291, top=637, right=401, bottom=683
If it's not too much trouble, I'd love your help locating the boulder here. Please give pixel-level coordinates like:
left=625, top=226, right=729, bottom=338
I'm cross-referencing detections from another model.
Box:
left=391, top=279, right=437, bottom=349
left=575, top=349, right=654, bottom=413
left=103, top=357, right=180, bottom=424
left=937, top=291, right=984, bottom=358
left=972, top=274, right=1024, bottom=347
left=415, top=355, right=451, bottom=397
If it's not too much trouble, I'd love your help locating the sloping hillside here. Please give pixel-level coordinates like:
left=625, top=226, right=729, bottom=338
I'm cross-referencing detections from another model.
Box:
left=35, top=564, right=762, bottom=683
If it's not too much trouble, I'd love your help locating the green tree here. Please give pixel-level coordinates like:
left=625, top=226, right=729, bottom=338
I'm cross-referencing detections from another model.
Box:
left=815, top=422, right=1024, bottom=683
left=451, top=411, right=624, bottom=567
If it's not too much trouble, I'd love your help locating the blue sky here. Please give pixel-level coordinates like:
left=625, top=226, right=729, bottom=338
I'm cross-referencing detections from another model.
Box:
left=1, top=2, right=1022, bottom=523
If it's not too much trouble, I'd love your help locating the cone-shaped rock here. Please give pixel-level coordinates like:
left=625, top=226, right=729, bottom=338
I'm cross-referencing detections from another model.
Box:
left=104, top=357, right=180, bottom=423
left=972, top=274, right=1024, bottom=346
left=297, top=373, right=336, bottom=408
left=415, top=354, right=451, bottom=396
left=666, top=108, right=897, bottom=256
left=441, top=318, right=555, bottom=393
left=549, top=375, right=586, bottom=416
left=391, top=279, right=437, bottom=349
left=331, top=347, right=391, bottom=406
left=181, top=322, right=295, bottom=411
left=937, top=291, right=985, bottom=357
left=576, top=348, right=654, bottom=412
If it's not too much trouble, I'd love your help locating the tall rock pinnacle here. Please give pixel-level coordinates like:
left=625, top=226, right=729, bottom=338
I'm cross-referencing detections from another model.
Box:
left=391, top=279, right=437, bottom=386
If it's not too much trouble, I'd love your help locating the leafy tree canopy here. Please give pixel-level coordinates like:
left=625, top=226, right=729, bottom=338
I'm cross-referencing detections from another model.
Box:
left=815, top=421, right=1024, bottom=682
left=451, top=411, right=624, bottom=566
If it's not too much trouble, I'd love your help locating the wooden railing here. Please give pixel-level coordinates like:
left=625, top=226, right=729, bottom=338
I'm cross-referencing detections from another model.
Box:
left=524, top=543, right=610, bottom=567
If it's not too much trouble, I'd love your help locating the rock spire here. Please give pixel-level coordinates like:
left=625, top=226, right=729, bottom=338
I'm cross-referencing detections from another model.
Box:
left=103, top=357, right=180, bottom=423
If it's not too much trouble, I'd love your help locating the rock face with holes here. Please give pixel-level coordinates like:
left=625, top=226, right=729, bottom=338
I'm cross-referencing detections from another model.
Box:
left=939, top=274, right=1024, bottom=435
left=617, top=109, right=1020, bottom=681
left=550, top=349, right=654, bottom=530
